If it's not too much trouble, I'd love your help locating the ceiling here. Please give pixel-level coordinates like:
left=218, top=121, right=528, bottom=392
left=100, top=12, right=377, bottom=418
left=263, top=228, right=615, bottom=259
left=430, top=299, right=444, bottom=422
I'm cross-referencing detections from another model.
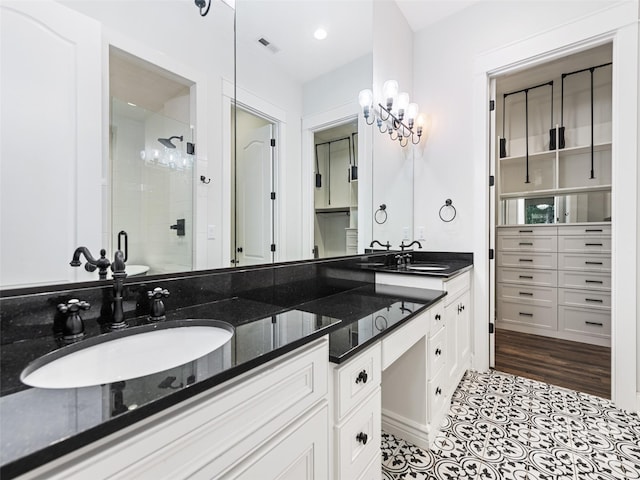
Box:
left=394, top=0, right=480, bottom=33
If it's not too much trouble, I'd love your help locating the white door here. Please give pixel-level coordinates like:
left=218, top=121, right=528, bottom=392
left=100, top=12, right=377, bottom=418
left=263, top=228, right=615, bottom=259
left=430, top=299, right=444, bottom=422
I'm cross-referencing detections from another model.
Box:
left=0, top=1, right=102, bottom=288
left=489, top=78, right=497, bottom=368
left=236, top=123, right=273, bottom=266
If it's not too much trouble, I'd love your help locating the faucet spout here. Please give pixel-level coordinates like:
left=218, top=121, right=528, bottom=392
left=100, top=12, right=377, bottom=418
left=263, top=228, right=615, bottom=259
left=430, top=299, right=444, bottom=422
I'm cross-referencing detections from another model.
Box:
left=70, top=247, right=111, bottom=279
left=399, top=240, right=422, bottom=251
left=369, top=240, right=391, bottom=250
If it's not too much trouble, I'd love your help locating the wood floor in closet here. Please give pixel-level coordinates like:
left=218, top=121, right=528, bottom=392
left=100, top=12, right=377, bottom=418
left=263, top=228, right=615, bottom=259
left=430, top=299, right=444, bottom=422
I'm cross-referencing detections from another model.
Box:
left=494, top=328, right=611, bottom=399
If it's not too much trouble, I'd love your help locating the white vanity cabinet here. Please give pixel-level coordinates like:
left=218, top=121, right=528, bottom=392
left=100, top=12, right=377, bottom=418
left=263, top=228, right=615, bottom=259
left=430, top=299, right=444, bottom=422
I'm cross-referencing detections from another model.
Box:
left=19, top=339, right=330, bottom=480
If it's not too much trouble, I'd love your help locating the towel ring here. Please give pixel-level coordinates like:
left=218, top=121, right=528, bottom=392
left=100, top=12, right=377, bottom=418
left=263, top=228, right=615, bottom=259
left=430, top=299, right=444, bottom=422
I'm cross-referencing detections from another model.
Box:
left=439, top=199, right=456, bottom=223
left=374, top=204, right=388, bottom=224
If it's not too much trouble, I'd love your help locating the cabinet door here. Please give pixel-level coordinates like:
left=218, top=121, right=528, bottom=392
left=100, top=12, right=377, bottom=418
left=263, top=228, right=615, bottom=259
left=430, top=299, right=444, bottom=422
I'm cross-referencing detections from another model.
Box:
left=446, top=290, right=471, bottom=388
left=445, top=300, right=459, bottom=385
left=457, top=291, right=471, bottom=367
left=225, top=404, right=329, bottom=480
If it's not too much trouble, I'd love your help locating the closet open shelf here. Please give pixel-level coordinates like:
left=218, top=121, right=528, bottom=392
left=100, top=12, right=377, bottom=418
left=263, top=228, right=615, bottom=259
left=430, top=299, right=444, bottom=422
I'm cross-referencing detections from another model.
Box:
left=499, top=184, right=612, bottom=199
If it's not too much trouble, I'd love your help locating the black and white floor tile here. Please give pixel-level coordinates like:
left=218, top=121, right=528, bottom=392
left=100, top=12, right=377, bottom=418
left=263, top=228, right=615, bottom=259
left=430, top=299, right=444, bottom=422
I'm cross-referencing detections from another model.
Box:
left=382, top=370, right=640, bottom=480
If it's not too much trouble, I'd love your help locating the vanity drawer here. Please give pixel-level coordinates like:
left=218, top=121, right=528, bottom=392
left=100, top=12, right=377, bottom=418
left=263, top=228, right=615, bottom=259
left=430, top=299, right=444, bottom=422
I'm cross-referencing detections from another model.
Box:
left=497, top=283, right=556, bottom=307
left=427, top=325, right=446, bottom=379
left=497, top=299, right=557, bottom=331
left=357, top=452, right=382, bottom=480
left=335, top=388, right=381, bottom=480
left=557, top=253, right=611, bottom=272
left=428, top=301, right=445, bottom=335
left=497, top=267, right=557, bottom=287
left=498, top=235, right=557, bottom=252
left=558, top=236, right=611, bottom=253
left=335, top=343, right=381, bottom=420
left=558, top=270, right=611, bottom=291
left=558, top=288, right=611, bottom=309
left=427, top=368, right=448, bottom=423
left=381, top=310, right=428, bottom=370
left=443, top=270, right=471, bottom=303
left=559, top=306, right=611, bottom=339
left=557, top=224, right=611, bottom=236
left=497, top=252, right=557, bottom=270
left=497, top=226, right=557, bottom=236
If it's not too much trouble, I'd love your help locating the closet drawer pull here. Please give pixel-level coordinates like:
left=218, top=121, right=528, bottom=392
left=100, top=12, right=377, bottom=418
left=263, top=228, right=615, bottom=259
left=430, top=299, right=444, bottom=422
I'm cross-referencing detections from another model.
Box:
left=519, top=275, right=533, bottom=279
left=585, top=261, right=603, bottom=265
left=519, top=292, right=533, bottom=296
left=585, top=298, right=604, bottom=303
left=519, top=312, right=533, bottom=317
left=585, top=243, right=603, bottom=246
left=585, top=229, right=603, bottom=232
left=585, top=321, right=604, bottom=327
left=519, top=242, right=533, bottom=246
left=585, top=280, right=603, bottom=284
left=519, top=259, right=533, bottom=262
left=519, top=230, right=533, bottom=233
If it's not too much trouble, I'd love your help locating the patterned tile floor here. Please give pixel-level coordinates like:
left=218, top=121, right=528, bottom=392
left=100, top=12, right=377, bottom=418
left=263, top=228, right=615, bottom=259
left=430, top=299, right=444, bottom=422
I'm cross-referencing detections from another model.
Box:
left=382, top=370, right=640, bottom=480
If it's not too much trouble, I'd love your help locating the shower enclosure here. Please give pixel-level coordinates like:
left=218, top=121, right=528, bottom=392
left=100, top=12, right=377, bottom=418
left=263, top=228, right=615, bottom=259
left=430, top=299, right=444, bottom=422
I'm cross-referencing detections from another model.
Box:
left=110, top=98, right=194, bottom=275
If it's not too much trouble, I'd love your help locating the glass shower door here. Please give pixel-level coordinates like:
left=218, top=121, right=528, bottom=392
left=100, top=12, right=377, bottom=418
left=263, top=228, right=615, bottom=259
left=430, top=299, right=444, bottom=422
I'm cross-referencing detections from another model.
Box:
left=111, top=98, right=194, bottom=275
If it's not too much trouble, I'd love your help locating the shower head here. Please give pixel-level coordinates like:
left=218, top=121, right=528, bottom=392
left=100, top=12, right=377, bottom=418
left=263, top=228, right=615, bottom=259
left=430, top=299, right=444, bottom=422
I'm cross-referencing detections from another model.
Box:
left=157, top=135, right=183, bottom=149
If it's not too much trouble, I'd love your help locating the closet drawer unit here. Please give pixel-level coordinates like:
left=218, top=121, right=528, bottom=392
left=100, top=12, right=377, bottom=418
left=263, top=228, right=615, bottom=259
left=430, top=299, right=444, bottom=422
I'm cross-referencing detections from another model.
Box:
left=497, top=251, right=557, bottom=270
left=558, top=236, right=611, bottom=253
left=559, top=306, right=611, bottom=338
left=497, top=226, right=557, bottom=237
left=558, top=270, right=611, bottom=291
left=427, top=368, right=448, bottom=422
left=335, top=388, right=381, bottom=480
left=497, top=283, right=557, bottom=307
left=427, top=325, right=446, bottom=379
left=497, top=299, right=557, bottom=330
left=497, top=267, right=557, bottom=287
left=335, top=343, right=381, bottom=420
left=557, top=224, right=611, bottom=236
left=558, top=288, right=611, bottom=309
left=498, top=235, right=557, bottom=253
left=557, top=253, right=611, bottom=272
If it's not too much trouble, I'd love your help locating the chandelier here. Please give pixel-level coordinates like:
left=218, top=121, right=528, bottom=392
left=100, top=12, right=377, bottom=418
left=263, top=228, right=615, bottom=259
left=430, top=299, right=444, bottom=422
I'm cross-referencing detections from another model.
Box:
left=358, top=80, right=424, bottom=147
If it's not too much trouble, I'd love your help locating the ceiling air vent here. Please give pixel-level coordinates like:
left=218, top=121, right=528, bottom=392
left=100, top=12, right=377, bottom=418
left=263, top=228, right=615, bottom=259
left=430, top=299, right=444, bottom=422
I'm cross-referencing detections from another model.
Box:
left=257, top=37, right=280, bottom=54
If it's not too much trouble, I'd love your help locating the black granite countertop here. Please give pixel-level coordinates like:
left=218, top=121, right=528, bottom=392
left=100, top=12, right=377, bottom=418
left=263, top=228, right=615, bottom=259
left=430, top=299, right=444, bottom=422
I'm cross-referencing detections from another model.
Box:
left=0, top=253, right=470, bottom=478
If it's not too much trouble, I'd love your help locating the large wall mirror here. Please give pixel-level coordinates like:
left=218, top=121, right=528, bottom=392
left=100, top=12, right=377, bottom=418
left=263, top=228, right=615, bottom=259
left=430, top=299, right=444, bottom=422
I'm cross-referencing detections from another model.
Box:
left=1, top=0, right=413, bottom=289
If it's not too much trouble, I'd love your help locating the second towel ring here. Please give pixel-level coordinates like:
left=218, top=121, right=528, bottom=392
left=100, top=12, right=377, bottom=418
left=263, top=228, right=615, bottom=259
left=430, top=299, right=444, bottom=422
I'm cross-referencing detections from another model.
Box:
left=375, top=204, right=388, bottom=224
left=439, top=199, right=457, bottom=222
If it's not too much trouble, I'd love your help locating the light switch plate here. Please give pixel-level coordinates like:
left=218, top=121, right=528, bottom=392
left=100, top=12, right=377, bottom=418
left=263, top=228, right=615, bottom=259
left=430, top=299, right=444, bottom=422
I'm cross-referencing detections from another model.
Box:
left=207, top=225, right=215, bottom=239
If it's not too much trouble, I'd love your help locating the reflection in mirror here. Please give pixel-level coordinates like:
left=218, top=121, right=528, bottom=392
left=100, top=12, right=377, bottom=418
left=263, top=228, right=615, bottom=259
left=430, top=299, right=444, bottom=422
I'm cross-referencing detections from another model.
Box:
left=500, top=191, right=612, bottom=225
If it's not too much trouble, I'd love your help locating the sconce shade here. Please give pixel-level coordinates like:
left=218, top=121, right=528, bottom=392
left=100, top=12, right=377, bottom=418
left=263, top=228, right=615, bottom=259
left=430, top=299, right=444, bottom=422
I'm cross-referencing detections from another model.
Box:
left=359, top=89, right=373, bottom=108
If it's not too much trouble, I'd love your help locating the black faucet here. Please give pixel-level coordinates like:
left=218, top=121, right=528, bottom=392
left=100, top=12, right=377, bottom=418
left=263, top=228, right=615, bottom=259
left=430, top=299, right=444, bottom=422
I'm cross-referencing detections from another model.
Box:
left=110, top=250, right=127, bottom=330
left=399, top=240, right=422, bottom=251
left=70, top=247, right=112, bottom=279
left=369, top=240, right=391, bottom=250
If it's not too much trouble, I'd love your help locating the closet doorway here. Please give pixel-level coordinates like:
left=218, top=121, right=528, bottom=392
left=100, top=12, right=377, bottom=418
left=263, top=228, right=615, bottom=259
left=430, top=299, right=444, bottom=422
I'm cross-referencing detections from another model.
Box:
left=313, top=120, right=359, bottom=258
left=491, top=44, right=613, bottom=399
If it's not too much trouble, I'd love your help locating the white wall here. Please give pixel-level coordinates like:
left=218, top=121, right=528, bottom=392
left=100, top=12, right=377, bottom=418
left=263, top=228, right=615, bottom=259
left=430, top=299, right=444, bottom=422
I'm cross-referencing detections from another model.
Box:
left=412, top=0, right=639, bottom=409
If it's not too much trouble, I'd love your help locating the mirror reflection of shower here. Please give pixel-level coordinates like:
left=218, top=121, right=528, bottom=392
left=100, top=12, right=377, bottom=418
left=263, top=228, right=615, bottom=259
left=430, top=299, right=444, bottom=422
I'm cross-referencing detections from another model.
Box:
left=157, top=135, right=183, bottom=148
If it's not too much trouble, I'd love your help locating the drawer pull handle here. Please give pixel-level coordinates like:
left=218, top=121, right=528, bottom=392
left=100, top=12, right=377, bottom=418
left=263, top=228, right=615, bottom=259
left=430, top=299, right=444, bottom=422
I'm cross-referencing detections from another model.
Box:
left=519, top=242, right=533, bottom=246
left=519, top=230, right=533, bottom=233
left=585, top=298, right=604, bottom=303
left=585, top=243, right=603, bottom=246
left=586, top=229, right=603, bottom=232
left=435, top=387, right=442, bottom=395
left=519, top=312, right=533, bottom=317
left=356, top=432, right=368, bottom=445
left=435, top=348, right=442, bottom=356
left=519, top=259, right=533, bottom=262
left=355, top=370, right=368, bottom=384
left=585, top=321, right=604, bottom=327
left=519, top=292, right=533, bottom=296
left=585, top=261, right=603, bottom=265
left=457, top=304, right=465, bottom=313
left=585, top=280, right=604, bottom=284
left=435, top=313, right=441, bottom=321
left=519, top=275, right=534, bottom=279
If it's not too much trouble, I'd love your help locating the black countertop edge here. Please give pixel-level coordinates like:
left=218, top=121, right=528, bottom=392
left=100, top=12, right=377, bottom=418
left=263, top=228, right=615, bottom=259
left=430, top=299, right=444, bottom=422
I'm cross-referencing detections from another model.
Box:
left=328, top=290, right=447, bottom=364
left=0, top=322, right=340, bottom=480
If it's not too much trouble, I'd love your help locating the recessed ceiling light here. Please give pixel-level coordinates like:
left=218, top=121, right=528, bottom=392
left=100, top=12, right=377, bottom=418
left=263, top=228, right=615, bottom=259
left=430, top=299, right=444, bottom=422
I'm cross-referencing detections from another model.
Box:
left=314, top=28, right=327, bottom=41
left=127, top=102, right=137, bottom=107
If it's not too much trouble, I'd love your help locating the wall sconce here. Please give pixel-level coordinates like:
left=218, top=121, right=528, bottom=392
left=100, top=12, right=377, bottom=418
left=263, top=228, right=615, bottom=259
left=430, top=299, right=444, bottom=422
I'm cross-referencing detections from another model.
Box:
left=358, top=80, right=424, bottom=147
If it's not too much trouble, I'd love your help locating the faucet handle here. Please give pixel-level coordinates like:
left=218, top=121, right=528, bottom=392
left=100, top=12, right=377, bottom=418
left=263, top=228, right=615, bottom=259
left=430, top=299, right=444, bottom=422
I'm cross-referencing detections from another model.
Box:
left=57, top=299, right=90, bottom=340
left=148, top=287, right=170, bottom=322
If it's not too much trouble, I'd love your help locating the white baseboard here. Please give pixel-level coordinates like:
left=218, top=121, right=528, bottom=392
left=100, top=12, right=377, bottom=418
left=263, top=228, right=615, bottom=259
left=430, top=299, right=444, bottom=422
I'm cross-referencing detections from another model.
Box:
left=381, top=409, right=431, bottom=451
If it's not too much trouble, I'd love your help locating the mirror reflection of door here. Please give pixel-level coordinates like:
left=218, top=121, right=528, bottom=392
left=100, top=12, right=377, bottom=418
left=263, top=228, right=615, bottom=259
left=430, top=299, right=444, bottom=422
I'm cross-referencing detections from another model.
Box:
left=110, top=48, right=195, bottom=276
left=313, top=120, right=359, bottom=258
left=233, top=108, right=275, bottom=266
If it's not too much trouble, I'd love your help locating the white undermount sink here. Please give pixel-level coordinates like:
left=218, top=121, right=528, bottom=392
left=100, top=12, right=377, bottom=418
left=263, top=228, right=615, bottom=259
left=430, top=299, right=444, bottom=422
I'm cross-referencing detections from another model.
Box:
left=20, top=320, right=234, bottom=389
left=407, top=264, right=449, bottom=272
